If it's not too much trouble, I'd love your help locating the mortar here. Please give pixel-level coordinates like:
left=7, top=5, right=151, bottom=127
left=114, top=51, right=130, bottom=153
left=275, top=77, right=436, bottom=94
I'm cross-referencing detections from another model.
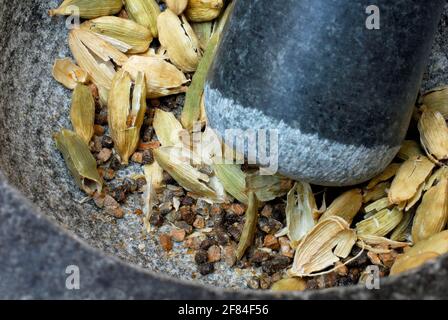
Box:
left=1, top=0, right=448, bottom=299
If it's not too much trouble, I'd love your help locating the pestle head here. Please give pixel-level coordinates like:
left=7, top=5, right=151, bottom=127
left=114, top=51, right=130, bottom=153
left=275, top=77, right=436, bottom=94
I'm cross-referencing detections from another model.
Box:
left=205, top=0, right=445, bottom=186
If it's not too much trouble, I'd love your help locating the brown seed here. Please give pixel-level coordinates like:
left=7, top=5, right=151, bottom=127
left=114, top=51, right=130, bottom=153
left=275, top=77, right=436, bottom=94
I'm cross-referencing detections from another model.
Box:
left=223, top=244, right=237, bottom=266
left=334, top=261, right=349, bottom=276
left=131, top=151, right=144, bottom=163
left=193, top=215, right=205, bottom=229
left=379, top=250, right=398, bottom=268
left=207, top=245, right=221, bottom=263
left=184, top=235, right=203, bottom=250
left=259, top=274, right=272, bottom=290
left=170, top=228, right=186, bottom=242
left=195, top=250, right=208, bottom=264
left=230, top=203, right=246, bottom=216
left=260, top=204, right=273, bottom=218
left=96, top=148, right=112, bottom=163
left=134, top=209, right=143, bottom=216
left=278, top=237, right=294, bottom=258
left=180, top=206, right=196, bottom=225
left=263, top=234, right=280, bottom=250
left=159, top=233, right=173, bottom=252
left=102, top=168, right=116, bottom=181
left=94, top=124, right=105, bottom=136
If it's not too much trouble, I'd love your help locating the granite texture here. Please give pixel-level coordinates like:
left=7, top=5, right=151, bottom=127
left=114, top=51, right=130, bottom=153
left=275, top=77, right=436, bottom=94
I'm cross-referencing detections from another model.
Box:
left=206, top=0, right=445, bottom=185
left=1, top=0, right=448, bottom=299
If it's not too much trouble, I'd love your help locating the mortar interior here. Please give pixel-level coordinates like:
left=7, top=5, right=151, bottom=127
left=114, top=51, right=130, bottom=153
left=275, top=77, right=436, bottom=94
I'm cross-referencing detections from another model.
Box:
left=1, top=0, right=448, bottom=293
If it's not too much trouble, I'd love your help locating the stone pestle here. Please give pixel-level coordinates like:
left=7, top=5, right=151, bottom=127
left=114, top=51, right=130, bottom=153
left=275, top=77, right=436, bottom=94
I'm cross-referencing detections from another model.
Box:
left=205, top=0, right=445, bottom=186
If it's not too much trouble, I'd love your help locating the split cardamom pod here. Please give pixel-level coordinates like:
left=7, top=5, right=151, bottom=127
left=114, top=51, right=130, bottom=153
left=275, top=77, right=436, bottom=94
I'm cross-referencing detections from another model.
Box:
left=70, top=84, right=95, bottom=144
left=54, top=129, right=103, bottom=195
left=69, top=29, right=128, bottom=90
left=158, top=9, right=202, bottom=72
left=185, top=0, right=224, bottom=22
left=81, top=16, right=153, bottom=54
left=124, top=0, right=160, bottom=38
left=164, top=0, right=189, bottom=15
left=284, top=181, right=318, bottom=247
left=412, top=178, right=448, bottom=243
left=108, top=69, right=147, bottom=164
left=289, top=216, right=355, bottom=277
left=52, top=58, right=89, bottom=90
left=153, top=146, right=222, bottom=202
left=122, top=55, right=189, bottom=98
left=49, top=0, right=123, bottom=19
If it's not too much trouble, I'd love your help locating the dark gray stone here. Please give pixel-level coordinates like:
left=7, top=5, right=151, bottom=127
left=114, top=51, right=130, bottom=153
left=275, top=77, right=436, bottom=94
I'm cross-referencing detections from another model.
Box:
left=206, top=0, right=445, bottom=186
left=1, top=0, right=448, bottom=299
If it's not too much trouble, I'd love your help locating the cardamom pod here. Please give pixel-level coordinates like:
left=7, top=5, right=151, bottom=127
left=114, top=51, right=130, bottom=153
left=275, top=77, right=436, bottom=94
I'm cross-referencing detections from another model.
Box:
left=158, top=9, right=202, bottom=72
left=412, top=178, right=448, bottom=243
left=271, top=278, right=306, bottom=292
left=397, top=140, right=422, bottom=161
left=49, top=0, right=123, bottom=19
left=124, top=0, right=160, bottom=38
left=69, top=29, right=128, bottom=90
left=108, top=69, right=147, bottom=164
left=366, top=163, right=401, bottom=189
left=164, top=0, right=189, bottom=15
left=356, top=207, right=403, bottom=237
left=390, top=230, right=448, bottom=275
left=52, top=58, right=89, bottom=90
left=388, top=155, right=435, bottom=205
left=236, top=192, right=259, bottom=260
left=421, top=86, right=448, bottom=118
left=364, top=197, right=392, bottom=214
left=319, top=189, right=362, bottom=224
left=81, top=16, right=153, bottom=54
left=390, top=252, right=439, bottom=275
left=362, top=182, right=389, bottom=203
left=54, top=129, right=103, bottom=195
left=70, top=84, right=95, bottom=144
left=122, top=55, right=189, bottom=98
left=418, top=106, right=448, bottom=161
left=153, top=109, right=184, bottom=147
left=185, top=0, right=224, bottom=22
